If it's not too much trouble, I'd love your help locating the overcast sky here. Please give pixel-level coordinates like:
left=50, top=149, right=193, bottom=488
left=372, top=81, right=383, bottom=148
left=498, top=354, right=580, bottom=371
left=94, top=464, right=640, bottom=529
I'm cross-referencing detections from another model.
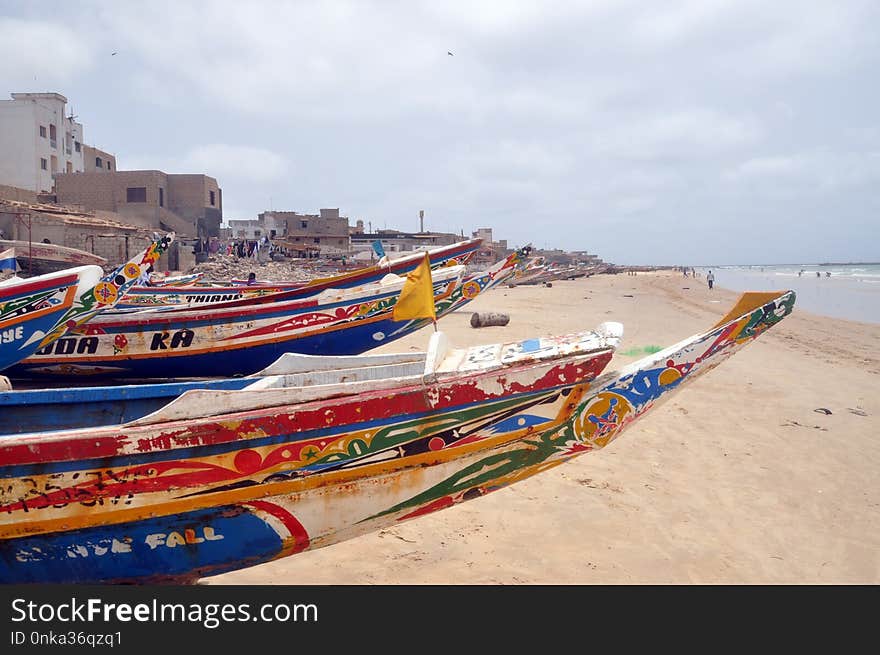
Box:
left=2, top=1, right=878, bottom=265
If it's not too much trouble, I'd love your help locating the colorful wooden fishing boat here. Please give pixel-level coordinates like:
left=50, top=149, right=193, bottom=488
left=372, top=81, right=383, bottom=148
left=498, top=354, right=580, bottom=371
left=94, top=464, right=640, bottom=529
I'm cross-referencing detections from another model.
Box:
left=0, top=239, right=108, bottom=277
left=6, top=246, right=525, bottom=380
left=0, top=234, right=174, bottom=375
left=0, top=265, right=103, bottom=372
left=117, top=238, right=483, bottom=309
left=0, top=289, right=795, bottom=584
left=0, top=350, right=425, bottom=434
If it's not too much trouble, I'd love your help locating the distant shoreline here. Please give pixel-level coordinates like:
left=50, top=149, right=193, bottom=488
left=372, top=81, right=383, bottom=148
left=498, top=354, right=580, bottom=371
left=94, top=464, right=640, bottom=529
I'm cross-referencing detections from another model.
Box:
left=818, top=262, right=880, bottom=266
left=704, top=262, right=880, bottom=267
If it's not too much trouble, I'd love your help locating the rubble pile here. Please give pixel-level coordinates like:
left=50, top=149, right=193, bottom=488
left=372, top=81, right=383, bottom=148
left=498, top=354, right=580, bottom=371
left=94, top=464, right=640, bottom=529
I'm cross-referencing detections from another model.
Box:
left=189, top=254, right=328, bottom=284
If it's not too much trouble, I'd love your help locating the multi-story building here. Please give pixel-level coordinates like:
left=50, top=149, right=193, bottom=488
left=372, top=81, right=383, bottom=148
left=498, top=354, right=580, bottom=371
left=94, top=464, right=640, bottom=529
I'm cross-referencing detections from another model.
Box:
left=54, top=170, right=222, bottom=239
left=261, top=208, right=351, bottom=255
left=227, top=212, right=285, bottom=240
left=0, top=92, right=90, bottom=193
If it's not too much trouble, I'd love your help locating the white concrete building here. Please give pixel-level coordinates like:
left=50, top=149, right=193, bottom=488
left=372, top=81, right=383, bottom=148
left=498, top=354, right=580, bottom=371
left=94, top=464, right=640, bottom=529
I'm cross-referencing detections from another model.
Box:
left=0, top=92, right=86, bottom=193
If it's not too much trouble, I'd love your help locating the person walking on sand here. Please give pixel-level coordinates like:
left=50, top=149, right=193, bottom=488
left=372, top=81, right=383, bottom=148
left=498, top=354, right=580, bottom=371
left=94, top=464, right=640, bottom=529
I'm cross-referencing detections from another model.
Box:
left=707, top=270, right=715, bottom=290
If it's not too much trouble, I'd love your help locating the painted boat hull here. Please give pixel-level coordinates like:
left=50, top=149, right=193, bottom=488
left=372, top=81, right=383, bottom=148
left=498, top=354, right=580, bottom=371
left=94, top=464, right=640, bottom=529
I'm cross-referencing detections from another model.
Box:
left=7, top=246, right=523, bottom=380
left=0, top=239, right=107, bottom=277
left=0, top=350, right=428, bottom=434
left=0, top=291, right=796, bottom=584
left=0, top=267, right=102, bottom=372
left=0, top=327, right=619, bottom=583
left=0, top=377, right=255, bottom=433
left=6, top=272, right=460, bottom=379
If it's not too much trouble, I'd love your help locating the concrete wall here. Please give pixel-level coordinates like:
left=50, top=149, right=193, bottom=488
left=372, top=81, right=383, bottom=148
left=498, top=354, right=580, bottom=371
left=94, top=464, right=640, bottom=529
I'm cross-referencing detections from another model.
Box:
left=166, top=174, right=222, bottom=238
left=83, top=145, right=117, bottom=172
left=0, top=93, right=85, bottom=192
left=0, top=184, right=38, bottom=203
left=54, top=170, right=222, bottom=240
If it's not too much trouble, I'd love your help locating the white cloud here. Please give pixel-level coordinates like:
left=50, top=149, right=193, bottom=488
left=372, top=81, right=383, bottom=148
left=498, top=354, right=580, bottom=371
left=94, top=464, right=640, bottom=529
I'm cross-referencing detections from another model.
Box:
left=455, top=139, right=573, bottom=179
left=0, top=18, right=93, bottom=87
left=594, top=109, right=762, bottom=160
left=724, top=151, right=880, bottom=191
left=123, top=144, right=288, bottom=183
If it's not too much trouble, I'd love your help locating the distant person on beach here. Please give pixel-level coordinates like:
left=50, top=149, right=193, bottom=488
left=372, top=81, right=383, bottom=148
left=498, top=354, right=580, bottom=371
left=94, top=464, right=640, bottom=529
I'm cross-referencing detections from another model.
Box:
left=707, top=270, right=715, bottom=290
left=246, top=272, right=257, bottom=286
left=826, top=271, right=831, bottom=277
left=816, top=271, right=821, bottom=278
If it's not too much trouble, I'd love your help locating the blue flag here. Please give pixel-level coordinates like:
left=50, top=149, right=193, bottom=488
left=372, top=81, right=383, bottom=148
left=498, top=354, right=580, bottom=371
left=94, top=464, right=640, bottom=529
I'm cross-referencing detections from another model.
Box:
left=372, top=240, right=386, bottom=258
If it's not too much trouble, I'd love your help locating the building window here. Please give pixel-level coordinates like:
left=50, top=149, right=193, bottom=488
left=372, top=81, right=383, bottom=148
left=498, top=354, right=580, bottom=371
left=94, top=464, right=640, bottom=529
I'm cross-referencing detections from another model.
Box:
left=301, top=221, right=308, bottom=229
left=75, top=141, right=81, bottom=152
left=159, top=187, right=164, bottom=207
left=209, top=190, right=215, bottom=206
left=39, top=126, right=47, bottom=138
left=107, top=161, right=111, bottom=170
left=313, top=237, right=320, bottom=244
left=95, top=157, right=103, bottom=168
left=126, top=187, right=147, bottom=203
left=40, top=158, right=47, bottom=170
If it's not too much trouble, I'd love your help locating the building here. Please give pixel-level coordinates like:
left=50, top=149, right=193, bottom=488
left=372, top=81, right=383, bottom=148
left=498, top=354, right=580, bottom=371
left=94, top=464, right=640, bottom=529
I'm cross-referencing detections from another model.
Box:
left=82, top=145, right=116, bottom=173
left=0, top=92, right=90, bottom=193
left=0, top=197, right=190, bottom=272
left=226, top=212, right=285, bottom=240
left=349, top=228, right=467, bottom=262
left=54, top=170, right=222, bottom=240
left=261, top=208, right=350, bottom=255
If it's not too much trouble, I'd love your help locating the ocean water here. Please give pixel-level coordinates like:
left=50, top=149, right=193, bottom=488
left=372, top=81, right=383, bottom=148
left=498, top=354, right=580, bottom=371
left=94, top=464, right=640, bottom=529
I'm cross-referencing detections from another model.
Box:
left=695, top=264, right=880, bottom=325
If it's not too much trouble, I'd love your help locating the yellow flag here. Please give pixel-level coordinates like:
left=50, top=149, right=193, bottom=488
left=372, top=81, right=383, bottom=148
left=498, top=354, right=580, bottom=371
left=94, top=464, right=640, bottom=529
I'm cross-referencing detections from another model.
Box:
left=392, top=252, right=436, bottom=322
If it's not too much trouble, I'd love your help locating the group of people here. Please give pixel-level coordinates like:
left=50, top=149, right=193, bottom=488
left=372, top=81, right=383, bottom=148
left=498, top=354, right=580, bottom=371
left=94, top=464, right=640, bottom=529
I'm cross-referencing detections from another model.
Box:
left=224, top=235, right=272, bottom=260
left=192, top=236, right=275, bottom=261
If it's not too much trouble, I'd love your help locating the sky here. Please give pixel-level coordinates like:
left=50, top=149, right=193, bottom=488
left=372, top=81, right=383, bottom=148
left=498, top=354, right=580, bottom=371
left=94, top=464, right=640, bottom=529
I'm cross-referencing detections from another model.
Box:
left=1, top=0, right=878, bottom=265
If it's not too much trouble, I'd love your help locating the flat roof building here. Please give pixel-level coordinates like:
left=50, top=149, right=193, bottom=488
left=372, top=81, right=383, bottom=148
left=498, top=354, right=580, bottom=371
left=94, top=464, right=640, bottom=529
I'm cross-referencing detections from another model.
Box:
left=0, top=92, right=92, bottom=193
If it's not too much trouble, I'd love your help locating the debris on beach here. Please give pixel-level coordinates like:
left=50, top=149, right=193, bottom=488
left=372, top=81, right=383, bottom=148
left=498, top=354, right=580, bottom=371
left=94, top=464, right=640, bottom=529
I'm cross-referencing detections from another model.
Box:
left=470, top=312, right=510, bottom=328
left=190, top=256, right=325, bottom=284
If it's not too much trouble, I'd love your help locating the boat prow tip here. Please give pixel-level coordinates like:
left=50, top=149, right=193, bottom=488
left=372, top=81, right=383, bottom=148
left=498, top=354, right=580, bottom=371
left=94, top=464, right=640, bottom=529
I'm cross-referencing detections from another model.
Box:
left=712, top=289, right=796, bottom=329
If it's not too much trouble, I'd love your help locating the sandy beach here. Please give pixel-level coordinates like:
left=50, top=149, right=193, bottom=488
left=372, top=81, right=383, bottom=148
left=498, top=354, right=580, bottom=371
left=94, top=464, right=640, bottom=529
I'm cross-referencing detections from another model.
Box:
left=205, top=271, right=880, bottom=584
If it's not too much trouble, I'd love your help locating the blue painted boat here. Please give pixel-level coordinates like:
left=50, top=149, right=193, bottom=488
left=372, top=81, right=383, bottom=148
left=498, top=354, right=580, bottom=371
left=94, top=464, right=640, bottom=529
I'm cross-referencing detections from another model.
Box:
left=6, top=247, right=526, bottom=380
left=0, top=233, right=173, bottom=373
left=0, top=350, right=426, bottom=434
left=0, top=266, right=101, bottom=372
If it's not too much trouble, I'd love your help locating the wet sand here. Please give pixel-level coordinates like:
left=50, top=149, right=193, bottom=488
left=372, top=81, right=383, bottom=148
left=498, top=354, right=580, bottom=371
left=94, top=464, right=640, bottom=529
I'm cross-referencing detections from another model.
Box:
left=206, top=271, right=880, bottom=584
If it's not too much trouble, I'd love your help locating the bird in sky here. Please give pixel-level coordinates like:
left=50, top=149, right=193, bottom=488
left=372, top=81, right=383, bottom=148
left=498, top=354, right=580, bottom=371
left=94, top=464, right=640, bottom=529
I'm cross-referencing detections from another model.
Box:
left=447, top=51, right=453, bottom=56
left=111, top=51, right=118, bottom=56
